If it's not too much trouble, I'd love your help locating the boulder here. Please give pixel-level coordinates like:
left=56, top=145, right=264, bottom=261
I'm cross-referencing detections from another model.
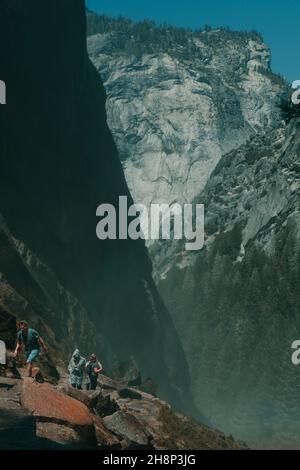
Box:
left=103, top=410, right=152, bottom=449
left=60, top=384, right=100, bottom=411
left=111, top=358, right=142, bottom=387
left=0, top=376, right=22, bottom=411
left=36, top=421, right=93, bottom=448
left=140, top=378, right=158, bottom=397
left=21, top=379, right=96, bottom=446
left=94, top=393, right=120, bottom=418
left=35, top=353, right=60, bottom=384
left=98, top=374, right=118, bottom=391
left=118, top=388, right=142, bottom=400
left=93, top=416, right=121, bottom=449
left=21, top=379, right=93, bottom=426
left=0, top=376, right=43, bottom=450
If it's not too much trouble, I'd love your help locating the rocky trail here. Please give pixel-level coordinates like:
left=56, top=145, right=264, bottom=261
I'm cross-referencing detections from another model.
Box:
left=0, top=353, right=245, bottom=450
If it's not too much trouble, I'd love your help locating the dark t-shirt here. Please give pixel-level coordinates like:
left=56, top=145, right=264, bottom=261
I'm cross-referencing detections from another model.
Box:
left=17, top=328, right=40, bottom=352
left=87, top=360, right=101, bottom=378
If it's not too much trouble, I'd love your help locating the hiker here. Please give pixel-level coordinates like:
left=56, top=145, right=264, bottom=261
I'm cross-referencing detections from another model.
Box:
left=13, top=320, right=47, bottom=377
left=86, top=354, right=103, bottom=390
left=68, top=349, right=86, bottom=390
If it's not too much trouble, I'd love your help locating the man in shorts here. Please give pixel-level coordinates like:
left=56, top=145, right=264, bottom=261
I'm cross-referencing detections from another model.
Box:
left=14, top=320, right=47, bottom=377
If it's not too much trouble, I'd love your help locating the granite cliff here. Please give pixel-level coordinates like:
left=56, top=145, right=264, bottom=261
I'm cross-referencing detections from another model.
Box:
left=0, top=0, right=194, bottom=416
left=87, top=13, right=286, bottom=237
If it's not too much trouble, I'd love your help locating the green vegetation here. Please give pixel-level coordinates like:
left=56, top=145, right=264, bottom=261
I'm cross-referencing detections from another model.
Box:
left=158, top=219, right=300, bottom=445
left=86, top=11, right=263, bottom=60
left=257, top=66, right=286, bottom=87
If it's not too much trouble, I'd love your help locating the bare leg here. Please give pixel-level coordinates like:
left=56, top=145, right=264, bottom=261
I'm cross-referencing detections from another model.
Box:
left=27, top=361, right=33, bottom=377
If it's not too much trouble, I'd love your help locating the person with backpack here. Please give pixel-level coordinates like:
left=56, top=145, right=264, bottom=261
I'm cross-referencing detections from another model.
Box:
left=13, top=320, right=47, bottom=377
left=86, top=354, right=102, bottom=390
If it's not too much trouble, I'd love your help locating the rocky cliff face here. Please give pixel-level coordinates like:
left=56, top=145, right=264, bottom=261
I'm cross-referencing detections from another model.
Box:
left=0, top=0, right=194, bottom=415
left=87, top=14, right=286, bottom=235
left=157, top=117, right=300, bottom=448
left=0, top=214, right=104, bottom=364
left=85, top=13, right=299, bottom=448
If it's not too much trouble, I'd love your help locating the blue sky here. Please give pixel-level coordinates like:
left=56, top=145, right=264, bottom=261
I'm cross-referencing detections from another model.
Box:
left=86, top=0, right=299, bottom=82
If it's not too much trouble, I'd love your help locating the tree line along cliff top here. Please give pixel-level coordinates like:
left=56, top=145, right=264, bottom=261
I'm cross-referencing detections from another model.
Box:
left=86, top=10, right=264, bottom=58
